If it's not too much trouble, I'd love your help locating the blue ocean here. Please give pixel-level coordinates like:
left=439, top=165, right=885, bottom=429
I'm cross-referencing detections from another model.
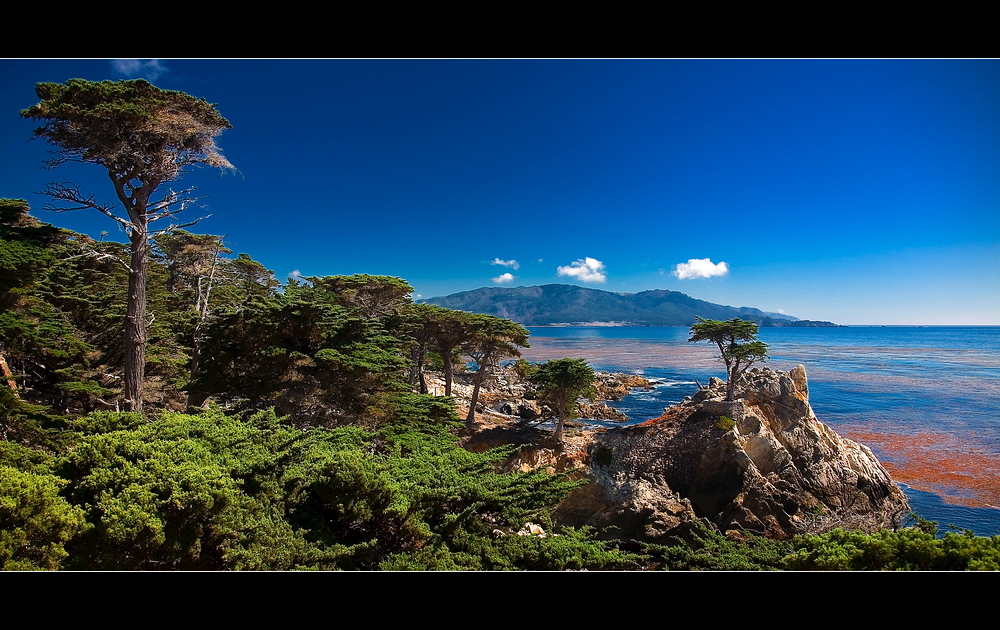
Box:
left=521, top=325, right=1000, bottom=536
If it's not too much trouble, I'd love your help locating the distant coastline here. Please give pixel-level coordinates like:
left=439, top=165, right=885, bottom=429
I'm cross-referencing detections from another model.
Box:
left=423, top=283, right=840, bottom=328
left=531, top=321, right=641, bottom=327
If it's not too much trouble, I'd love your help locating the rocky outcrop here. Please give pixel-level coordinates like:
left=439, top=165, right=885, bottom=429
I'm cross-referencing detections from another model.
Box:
left=438, top=365, right=650, bottom=424
left=577, top=401, right=629, bottom=422
left=593, top=372, right=653, bottom=402
left=554, top=365, right=909, bottom=540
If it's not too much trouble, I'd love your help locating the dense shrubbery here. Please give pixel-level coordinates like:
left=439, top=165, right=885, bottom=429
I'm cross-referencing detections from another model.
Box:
left=3, top=402, right=639, bottom=570
left=785, top=520, right=1000, bottom=570
left=645, top=519, right=1000, bottom=571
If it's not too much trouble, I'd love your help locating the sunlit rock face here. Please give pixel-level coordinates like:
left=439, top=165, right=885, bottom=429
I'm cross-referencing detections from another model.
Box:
left=556, top=365, right=910, bottom=540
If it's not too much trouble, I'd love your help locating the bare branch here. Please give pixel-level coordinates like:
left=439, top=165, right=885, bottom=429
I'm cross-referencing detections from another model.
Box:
left=66, top=247, right=133, bottom=273
left=41, top=181, right=134, bottom=230
left=148, top=186, right=203, bottom=212
left=150, top=215, right=212, bottom=237
left=147, top=202, right=208, bottom=223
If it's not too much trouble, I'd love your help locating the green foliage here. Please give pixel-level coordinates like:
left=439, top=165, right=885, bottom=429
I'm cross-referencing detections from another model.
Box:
left=423, top=305, right=481, bottom=396
left=645, top=518, right=1000, bottom=571
left=21, top=78, right=237, bottom=413
left=0, top=386, right=73, bottom=451
left=715, top=415, right=735, bottom=431
left=0, top=200, right=94, bottom=400
left=309, top=274, right=413, bottom=320
left=69, top=411, right=146, bottom=435
left=0, top=439, right=57, bottom=475
left=462, top=313, right=531, bottom=425
left=786, top=524, right=1000, bottom=571
left=0, top=199, right=60, bottom=291
left=648, top=525, right=793, bottom=571
left=193, top=279, right=408, bottom=425
left=381, top=526, right=641, bottom=571
left=0, top=399, right=611, bottom=571
left=21, top=78, right=232, bottom=176
left=54, top=408, right=382, bottom=569
left=529, top=358, right=596, bottom=442
left=530, top=358, right=596, bottom=405
left=513, top=357, right=537, bottom=380
left=0, top=465, right=88, bottom=570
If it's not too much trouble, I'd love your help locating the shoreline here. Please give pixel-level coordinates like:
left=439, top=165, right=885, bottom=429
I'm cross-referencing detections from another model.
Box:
left=517, top=326, right=1000, bottom=534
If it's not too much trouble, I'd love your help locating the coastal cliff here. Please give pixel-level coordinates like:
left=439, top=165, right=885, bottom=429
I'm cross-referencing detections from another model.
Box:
left=455, top=364, right=909, bottom=541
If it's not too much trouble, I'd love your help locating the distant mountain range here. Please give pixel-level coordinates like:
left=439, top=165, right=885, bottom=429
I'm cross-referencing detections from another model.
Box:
left=423, top=284, right=839, bottom=327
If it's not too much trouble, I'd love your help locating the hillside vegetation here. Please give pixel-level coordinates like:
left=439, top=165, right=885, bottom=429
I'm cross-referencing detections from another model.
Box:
left=424, top=284, right=837, bottom=327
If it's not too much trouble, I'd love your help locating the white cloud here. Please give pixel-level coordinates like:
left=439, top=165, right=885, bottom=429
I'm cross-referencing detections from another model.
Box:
left=288, top=269, right=303, bottom=281
left=672, top=258, right=729, bottom=280
left=111, top=59, right=169, bottom=80
left=492, top=272, right=515, bottom=284
left=557, top=257, right=607, bottom=283
left=491, top=258, right=520, bottom=270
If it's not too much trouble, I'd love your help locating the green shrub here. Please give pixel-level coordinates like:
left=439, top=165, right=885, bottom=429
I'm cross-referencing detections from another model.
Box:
left=648, top=525, right=792, bottom=571
left=785, top=520, right=1000, bottom=570
left=0, top=465, right=88, bottom=570
left=715, top=415, right=735, bottom=431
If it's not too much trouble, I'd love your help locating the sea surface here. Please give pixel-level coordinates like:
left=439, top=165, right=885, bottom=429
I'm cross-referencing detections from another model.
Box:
left=521, top=325, right=1000, bottom=536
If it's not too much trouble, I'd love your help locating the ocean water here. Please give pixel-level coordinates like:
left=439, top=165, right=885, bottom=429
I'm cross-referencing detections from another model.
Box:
left=521, top=325, right=1000, bottom=536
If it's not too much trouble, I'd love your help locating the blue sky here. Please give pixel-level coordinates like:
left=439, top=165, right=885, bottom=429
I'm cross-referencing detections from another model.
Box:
left=2, top=59, right=997, bottom=325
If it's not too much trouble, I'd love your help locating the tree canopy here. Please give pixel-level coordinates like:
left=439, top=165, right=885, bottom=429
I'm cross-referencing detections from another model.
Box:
left=309, top=274, right=413, bottom=320
left=529, top=358, right=595, bottom=444
left=21, top=78, right=232, bottom=178
left=688, top=317, right=768, bottom=401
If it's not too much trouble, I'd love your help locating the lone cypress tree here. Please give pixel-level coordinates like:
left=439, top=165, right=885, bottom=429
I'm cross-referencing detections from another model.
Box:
left=688, top=317, right=768, bottom=401
left=22, top=79, right=233, bottom=412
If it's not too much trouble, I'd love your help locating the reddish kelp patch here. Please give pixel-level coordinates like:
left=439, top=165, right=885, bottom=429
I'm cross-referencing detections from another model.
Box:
left=522, top=339, right=722, bottom=371
left=844, top=428, right=1000, bottom=509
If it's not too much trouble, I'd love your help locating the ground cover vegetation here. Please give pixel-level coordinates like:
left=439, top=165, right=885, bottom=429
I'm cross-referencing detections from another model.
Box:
left=3, top=78, right=998, bottom=570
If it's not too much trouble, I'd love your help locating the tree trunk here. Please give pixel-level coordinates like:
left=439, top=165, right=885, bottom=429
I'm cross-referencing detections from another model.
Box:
left=408, top=347, right=419, bottom=386
left=186, top=243, right=221, bottom=409
left=554, top=399, right=567, bottom=444
left=466, top=365, right=485, bottom=427
left=123, top=226, right=148, bottom=413
left=409, top=345, right=429, bottom=394
left=186, top=335, right=210, bottom=408
left=443, top=347, right=453, bottom=397
left=725, top=358, right=741, bottom=402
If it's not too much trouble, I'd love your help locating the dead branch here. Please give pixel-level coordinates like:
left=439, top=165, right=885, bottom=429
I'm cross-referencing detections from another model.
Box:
left=41, top=181, right=133, bottom=230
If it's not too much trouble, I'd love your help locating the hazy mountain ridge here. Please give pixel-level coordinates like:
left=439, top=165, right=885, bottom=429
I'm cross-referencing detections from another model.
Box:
left=424, top=284, right=834, bottom=327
